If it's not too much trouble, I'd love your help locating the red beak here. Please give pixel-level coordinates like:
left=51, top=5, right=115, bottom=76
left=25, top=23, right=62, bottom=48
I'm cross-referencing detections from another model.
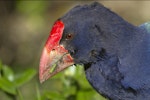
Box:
left=39, top=21, right=74, bottom=83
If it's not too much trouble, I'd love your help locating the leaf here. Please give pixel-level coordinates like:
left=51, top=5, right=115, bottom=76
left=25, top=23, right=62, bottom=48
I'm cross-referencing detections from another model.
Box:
left=76, top=87, right=106, bottom=100
left=2, top=65, right=14, bottom=81
left=14, top=69, right=36, bottom=87
left=17, top=89, right=24, bottom=100
left=0, top=77, right=17, bottom=95
left=43, top=91, right=65, bottom=100
left=63, top=85, right=76, bottom=97
left=77, top=91, right=94, bottom=100
left=36, top=83, right=41, bottom=100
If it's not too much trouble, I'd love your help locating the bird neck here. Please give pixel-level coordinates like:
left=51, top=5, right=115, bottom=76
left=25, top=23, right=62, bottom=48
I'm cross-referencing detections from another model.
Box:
left=100, top=23, right=146, bottom=57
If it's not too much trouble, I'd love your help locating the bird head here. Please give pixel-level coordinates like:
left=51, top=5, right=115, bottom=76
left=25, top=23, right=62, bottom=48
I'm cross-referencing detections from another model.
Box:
left=39, top=2, right=126, bottom=83
left=39, top=19, right=100, bottom=83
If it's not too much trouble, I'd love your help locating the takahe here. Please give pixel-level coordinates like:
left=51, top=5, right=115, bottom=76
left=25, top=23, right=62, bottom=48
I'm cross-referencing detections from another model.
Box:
left=39, top=2, right=150, bottom=100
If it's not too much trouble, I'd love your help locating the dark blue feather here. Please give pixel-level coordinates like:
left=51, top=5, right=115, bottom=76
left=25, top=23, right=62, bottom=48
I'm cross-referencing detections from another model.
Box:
left=60, top=2, right=150, bottom=100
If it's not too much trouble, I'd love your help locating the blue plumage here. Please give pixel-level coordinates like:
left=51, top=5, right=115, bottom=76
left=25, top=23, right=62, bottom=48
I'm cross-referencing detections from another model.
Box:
left=60, top=2, right=150, bottom=100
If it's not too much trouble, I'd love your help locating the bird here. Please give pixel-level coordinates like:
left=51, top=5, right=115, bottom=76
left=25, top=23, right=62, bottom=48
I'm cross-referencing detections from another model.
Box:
left=39, top=2, right=150, bottom=100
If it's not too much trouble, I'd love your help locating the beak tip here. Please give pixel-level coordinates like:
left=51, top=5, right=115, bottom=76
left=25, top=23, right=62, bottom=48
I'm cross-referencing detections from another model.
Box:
left=39, top=72, right=49, bottom=83
left=39, top=68, right=49, bottom=84
left=39, top=74, right=44, bottom=83
left=39, top=45, right=74, bottom=83
left=39, top=79, right=44, bottom=84
left=39, top=47, right=50, bottom=83
left=39, top=73, right=44, bottom=83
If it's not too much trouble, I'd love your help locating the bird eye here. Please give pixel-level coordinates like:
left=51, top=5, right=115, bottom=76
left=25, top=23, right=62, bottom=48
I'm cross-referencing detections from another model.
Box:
left=66, top=33, right=73, bottom=40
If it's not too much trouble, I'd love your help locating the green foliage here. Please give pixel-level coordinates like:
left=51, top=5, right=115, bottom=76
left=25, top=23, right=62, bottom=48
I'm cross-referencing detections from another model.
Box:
left=0, top=61, right=106, bottom=100
left=39, top=65, right=106, bottom=100
left=0, top=61, right=36, bottom=99
left=0, top=77, right=16, bottom=95
left=14, top=69, right=36, bottom=87
left=145, top=22, right=150, bottom=33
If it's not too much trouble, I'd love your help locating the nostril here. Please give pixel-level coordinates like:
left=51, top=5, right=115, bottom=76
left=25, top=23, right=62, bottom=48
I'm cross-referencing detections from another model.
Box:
left=52, top=49, right=55, bottom=51
left=70, top=51, right=74, bottom=55
left=70, top=49, right=77, bottom=55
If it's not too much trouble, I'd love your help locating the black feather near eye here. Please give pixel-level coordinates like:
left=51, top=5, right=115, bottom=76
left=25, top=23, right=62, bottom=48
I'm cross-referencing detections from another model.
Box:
left=66, top=33, right=73, bottom=40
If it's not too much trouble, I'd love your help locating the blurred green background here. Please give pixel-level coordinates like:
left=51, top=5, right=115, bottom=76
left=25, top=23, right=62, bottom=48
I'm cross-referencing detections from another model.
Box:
left=0, top=1, right=150, bottom=100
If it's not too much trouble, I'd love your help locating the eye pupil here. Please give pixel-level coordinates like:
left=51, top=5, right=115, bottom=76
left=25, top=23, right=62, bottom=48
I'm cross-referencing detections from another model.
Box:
left=66, top=34, right=73, bottom=39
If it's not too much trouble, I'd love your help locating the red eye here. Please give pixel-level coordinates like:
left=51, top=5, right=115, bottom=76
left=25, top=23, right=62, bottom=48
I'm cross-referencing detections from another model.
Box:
left=66, top=33, right=73, bottom=40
